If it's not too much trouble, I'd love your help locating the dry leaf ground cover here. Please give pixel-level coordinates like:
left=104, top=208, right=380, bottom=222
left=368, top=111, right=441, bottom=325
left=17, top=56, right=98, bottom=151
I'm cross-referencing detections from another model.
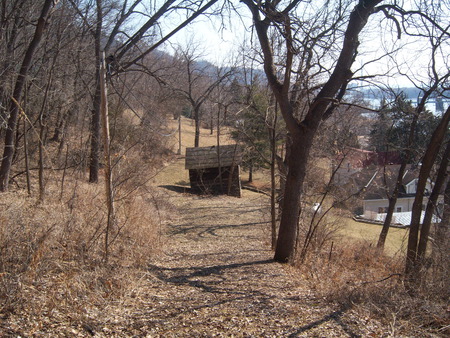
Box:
left=1, top=119, right=446, bottom=336
left=0, top=158, right=387, bottom=337
left=59, top=157, right=389, bottom=337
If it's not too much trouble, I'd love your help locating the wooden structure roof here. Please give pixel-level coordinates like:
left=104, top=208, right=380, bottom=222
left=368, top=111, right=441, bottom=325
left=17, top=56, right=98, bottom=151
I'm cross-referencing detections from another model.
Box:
left=185, top=145, right=242, bottom=170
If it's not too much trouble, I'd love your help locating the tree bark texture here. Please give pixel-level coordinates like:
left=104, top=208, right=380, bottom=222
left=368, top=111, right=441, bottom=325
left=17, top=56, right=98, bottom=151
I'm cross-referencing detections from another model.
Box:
left=0, top=0, right=59, bottom=191
left=417, top=139, right=450, bottom=264
left=194, top=107, right=200, bottom=148
left=89, top=0, right=103, bottom=183
left=274, top=130, right=315, bottom=262
left=405, top=106, right=450, bottom=280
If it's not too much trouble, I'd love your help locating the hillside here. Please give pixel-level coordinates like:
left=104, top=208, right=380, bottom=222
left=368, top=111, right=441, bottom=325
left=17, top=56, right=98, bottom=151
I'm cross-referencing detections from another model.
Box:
left=1, top=117, right=447, bottom=337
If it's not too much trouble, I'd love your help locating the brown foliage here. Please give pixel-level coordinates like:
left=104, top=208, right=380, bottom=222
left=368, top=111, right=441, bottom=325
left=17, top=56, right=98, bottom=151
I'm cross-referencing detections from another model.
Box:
left=0, top=166, right=169, bottom=323
left=299, top=241, right=449, bottom=336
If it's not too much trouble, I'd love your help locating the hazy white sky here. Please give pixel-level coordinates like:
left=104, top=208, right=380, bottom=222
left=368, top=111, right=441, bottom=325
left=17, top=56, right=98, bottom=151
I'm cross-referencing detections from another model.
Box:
left=162, top=4, right=252, bottom=65
left=161, top=1, right=448, bottom=90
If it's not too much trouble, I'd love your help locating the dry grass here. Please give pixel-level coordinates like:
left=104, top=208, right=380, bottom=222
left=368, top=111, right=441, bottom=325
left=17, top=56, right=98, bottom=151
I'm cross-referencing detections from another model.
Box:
left=0, top=172, right=168, bottom=332
left=296, top=239, right=450, bottom=337
left=0, top=110, right=181, bottom=334
left=1, top=115, right=448, bottom=336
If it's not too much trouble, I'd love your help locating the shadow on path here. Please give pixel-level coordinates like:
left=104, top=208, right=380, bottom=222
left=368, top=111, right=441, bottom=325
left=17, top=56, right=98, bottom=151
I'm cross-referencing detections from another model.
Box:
left=159, top=185, right=192, bottom=194
left=148, top=258, right=274, bottom=294
left=288, top=305, right=359, bottom=338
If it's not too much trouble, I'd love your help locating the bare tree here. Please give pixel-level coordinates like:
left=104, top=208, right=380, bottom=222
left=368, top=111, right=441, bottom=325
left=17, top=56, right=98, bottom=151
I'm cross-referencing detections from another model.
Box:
left=166, top=45, right=233, bottom=147
left=69, top=0, right=220, bottom=182
left=242, top=0, right=450, bottom=264
left=242, top=0, right=385, bottom=262
left=0, top=0, right=60, bottom=192
left=405, top=106, right=450, bottom=285
left=377, top=13, right=450, bottom=249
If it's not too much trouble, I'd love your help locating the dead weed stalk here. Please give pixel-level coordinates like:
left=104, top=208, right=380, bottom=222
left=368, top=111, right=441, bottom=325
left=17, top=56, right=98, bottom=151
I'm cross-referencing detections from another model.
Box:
left=297, top=240, right=449, bottom=336
left=0, top=173, right=170, bottom=324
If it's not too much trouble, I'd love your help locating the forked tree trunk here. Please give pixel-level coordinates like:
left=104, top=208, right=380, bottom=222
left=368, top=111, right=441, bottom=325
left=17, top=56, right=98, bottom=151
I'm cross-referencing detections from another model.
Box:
left=243, top=0, right=382, bottom=263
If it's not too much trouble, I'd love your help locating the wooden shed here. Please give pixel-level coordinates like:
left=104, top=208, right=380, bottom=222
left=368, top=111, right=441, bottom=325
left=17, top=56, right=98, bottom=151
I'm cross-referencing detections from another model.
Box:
left=185, top=145, right=242, bottom=197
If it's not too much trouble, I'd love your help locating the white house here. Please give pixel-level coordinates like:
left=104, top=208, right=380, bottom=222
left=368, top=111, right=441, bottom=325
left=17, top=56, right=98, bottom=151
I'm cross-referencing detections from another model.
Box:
left=343, top=165, right=443, bottom=226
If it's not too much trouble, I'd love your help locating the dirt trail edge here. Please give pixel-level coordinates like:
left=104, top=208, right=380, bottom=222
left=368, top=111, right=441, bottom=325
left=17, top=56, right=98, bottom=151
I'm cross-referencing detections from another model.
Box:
left=101, top=158, right=382, bottom=337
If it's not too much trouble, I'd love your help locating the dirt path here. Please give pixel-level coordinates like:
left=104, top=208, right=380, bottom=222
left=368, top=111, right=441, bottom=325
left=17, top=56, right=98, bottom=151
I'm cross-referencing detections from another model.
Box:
left=89, top=157, right=386, bottom=337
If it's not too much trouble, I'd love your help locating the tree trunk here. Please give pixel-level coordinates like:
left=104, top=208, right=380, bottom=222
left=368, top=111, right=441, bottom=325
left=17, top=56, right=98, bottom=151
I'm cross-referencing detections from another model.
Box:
left=270, top=109, right=278, bottom=250
left=177, top=114, right=182, bottom=155
left=38, top=119, right=46, bottom=201
left=210, top=111, right=213, bottom=135
left=417, top=140, right=450, bottom=264
left=194, top=107, right=200, bottom=147
left=100, top=52, right=115, bottom=263
left=377, top=162, right=407, bottom=248
left=89, top=0, right=103, bottom=183
left=248, top=161, right=253, bottom=183
left=23, top=118, right=31, bottom=194
left=405, top=106, right=450, bottom=282
left=274, top=130, right=313, bottom=262
left=0, top=0, right=58, bottom=191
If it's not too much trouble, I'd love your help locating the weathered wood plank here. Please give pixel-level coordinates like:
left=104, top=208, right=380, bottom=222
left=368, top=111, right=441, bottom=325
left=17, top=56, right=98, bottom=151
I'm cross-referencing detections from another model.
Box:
left=185, top=145, right=242, bottom=169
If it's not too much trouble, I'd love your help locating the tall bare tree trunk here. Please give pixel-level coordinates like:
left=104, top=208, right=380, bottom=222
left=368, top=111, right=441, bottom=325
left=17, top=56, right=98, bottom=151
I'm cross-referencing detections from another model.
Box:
left=100, top=52, right=115, bottom=263
left=216, top=104, right=223, bottom=190
left=378, top=89, right=437, bottom=249
left=38, top=117, right=46, bottom=201
left=0, top=0, right=59, bottom=191
left=89, top=0, right=103, bottom=183
left=270, top=103, right=278, bottom=250
left=194, top=107, right=200, bottom=147
left=177, top=113, right=182, bottom=155
left=417, top=140, right=450, bottom=264
left=405, top=106, right=450, bottom=283
left=23, top=118, right=31, bottom=194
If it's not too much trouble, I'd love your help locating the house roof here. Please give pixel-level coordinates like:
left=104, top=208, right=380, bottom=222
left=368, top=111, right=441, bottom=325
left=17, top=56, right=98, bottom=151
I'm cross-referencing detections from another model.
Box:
left=373, top=211, right=441, bottom=225
left=347, top=164, right=419, bottom=200
left=337, top=147, right=402, bottom=168
left=185, top=145, right=242, bottom=170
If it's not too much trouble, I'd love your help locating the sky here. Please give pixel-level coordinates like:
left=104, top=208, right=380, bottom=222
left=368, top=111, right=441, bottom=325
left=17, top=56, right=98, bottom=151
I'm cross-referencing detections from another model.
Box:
left=162, top=4, right=252, bottom=66
left=158, top=1, right=449, bottom=93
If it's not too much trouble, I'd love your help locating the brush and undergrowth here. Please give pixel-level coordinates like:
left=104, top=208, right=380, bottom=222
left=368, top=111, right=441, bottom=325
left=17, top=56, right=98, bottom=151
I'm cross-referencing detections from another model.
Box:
left=291, top=208, right=449, bottom=336
left=0, top=111, right=176, bottom=331
left=0, top=114, right=448, bottom=336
